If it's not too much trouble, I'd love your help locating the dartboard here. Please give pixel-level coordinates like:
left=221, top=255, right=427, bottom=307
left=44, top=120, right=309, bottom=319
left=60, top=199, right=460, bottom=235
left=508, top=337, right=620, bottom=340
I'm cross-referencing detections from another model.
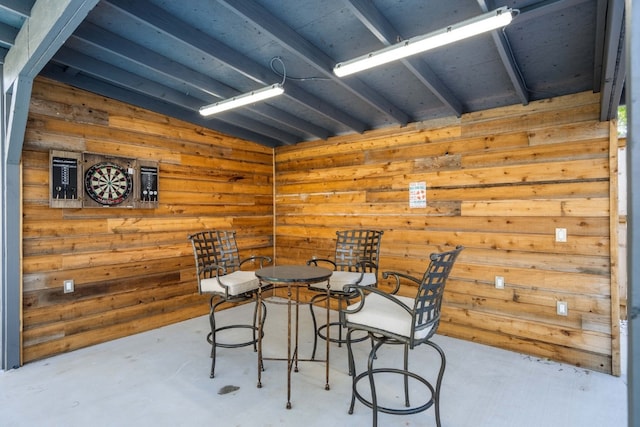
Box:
left=84, top=162, right=133, bottom=206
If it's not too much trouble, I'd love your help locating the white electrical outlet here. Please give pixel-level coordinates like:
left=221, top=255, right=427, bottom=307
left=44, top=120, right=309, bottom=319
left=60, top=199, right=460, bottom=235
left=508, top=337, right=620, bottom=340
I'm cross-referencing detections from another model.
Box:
left=495, top=275, right=505, bottom=289
left=556, top=301, right=568, bottom=316
left=555, top=228, right=567, bottom=242
left=63, top=279, right=74, bottom=293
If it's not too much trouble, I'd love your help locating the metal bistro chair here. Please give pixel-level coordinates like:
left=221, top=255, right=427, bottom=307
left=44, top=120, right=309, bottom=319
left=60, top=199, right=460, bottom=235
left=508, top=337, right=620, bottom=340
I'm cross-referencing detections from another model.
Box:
left=307, top=229, right=383, bottom=359
left=341, top=245, right=463, bottom=427
left=188, top=230, right=272, bottom=378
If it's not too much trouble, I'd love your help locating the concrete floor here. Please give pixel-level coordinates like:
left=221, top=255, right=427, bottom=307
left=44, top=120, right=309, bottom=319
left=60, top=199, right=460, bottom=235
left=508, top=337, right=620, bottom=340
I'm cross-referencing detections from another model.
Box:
left=0, top=301, right=628, bottom=427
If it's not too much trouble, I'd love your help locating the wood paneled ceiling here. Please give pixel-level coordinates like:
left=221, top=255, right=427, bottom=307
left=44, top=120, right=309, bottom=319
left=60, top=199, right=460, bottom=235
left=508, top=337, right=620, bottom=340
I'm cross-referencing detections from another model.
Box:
left=0, top=0, right=626, bottom=147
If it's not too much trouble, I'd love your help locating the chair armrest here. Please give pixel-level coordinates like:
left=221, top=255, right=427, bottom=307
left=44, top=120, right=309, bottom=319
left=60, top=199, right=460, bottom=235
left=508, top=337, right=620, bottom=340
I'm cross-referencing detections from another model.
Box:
left=306, top=258, right=337, bottom=269
left=239, top=255, right=272, bottom=269
left=201, top=264, right=232, bottom=298
left=357, top=260, right=379, bottom=273
left=382, top=271, right=421, bottom=294
left=340, top=285, right=413, bottom=318
left=202, top=263, right=228, bottom=277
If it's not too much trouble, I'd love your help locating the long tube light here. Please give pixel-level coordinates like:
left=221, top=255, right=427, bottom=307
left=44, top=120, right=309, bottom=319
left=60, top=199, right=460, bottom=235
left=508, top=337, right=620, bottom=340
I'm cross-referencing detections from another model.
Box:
left=199, top=83, right=284, bottom=116
left=334, top=6, right=516, bottom=77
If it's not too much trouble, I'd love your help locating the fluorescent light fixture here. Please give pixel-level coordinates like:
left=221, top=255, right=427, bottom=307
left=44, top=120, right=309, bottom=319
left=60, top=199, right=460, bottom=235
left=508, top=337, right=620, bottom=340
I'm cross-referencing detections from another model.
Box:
left=199, top=83, right=284, bottom=116
left=334, top=6, right=515, bottom=77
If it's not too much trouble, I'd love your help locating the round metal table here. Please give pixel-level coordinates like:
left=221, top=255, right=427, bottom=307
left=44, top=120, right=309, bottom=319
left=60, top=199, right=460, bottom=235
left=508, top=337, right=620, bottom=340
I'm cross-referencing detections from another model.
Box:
left=255, top=265, right=333, bottom=409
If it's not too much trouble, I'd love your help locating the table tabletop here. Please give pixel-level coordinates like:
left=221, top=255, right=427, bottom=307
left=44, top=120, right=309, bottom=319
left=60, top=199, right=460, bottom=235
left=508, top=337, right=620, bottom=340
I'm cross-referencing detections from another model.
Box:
left=255, top=265, right=332, bottom=284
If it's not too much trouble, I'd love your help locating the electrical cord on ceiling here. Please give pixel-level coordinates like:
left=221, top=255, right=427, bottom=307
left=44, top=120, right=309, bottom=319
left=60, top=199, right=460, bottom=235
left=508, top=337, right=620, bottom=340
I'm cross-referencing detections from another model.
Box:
left=270, top=56, right=287, bottom=85
left=269, top=56, right=331, bottom=82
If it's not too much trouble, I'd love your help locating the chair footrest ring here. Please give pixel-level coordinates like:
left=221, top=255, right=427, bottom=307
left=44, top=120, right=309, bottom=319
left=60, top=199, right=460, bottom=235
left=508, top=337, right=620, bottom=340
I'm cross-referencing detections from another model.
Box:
left=352, top=367, right=436, bottom=416
left=317, top=322, right=368, bottom=345
left=207, top=324, right=263, bottom=349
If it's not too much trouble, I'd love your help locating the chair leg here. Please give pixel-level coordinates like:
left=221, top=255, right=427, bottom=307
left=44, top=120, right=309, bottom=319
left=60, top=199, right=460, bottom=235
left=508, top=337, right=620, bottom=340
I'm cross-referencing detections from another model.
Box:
left=346, top=332, right=445, bottom=426
left=309, top=293, right=325, bottom=360
left=346, top=328, right=357, bottom=414
left=336, top=295, right=344, bottom=347
left=206, top=294, right=269, bottom=380
left=403, top=343, right=410, bottom=407
left=367, top=337, right=385, bottom=427
left=209, top=298, right=218, bottom=379
left=427, top=340, right=446, bottom=427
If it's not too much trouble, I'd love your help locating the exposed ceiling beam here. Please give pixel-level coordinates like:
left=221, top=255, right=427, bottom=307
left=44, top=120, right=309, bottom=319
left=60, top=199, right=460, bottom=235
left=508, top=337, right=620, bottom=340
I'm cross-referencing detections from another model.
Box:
left=495, top=0, right=614, bottom=110
left=70, top=22, right=329, bottom=140
left=51, top=48, right=301, bottom=145
left=3, top=0, right=99, bottom=163
left=0, top=0, right=31, bottom=19
left=516, top=0, right=592, bottom=23
left=345, top=0, right=463, bottom=117
left=105, top=0, right=366, bottom=134
left=477, top=0, right=529, bottom=105
left=218, top=0, right=410, bottom=126
left=0, top=22, right=18, bottom=47
left=40, top=63, right=283, bottom=148
left=593, top=0, right=609, bottom=91
left=599, top=0, right=626, bottom=120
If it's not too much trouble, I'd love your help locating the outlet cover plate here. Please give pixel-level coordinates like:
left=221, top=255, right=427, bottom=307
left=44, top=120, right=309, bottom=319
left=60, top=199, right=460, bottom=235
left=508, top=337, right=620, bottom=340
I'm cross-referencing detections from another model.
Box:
left=63, top=279, right=74, bottom=293
left=557, top=301, right=568, bottom=316
left=555, top=228, right=567, bottom=242
left=495, top=275, right=505, bottom=289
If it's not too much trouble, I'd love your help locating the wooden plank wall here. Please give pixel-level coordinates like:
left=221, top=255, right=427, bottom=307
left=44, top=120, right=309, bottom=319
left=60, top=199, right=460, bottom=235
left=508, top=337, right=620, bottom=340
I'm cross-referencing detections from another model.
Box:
left=21, top=78, right=274, bottom=363
left=274, top=91, right=617, bottom=374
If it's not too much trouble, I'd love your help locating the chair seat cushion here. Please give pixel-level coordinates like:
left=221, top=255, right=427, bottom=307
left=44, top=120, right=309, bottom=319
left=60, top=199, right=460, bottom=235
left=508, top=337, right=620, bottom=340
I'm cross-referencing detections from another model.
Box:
left=312, top=271, right=377, bottom=291
left=345, top=293, right=434, bottom=340
left=200, top=271, right=260, bottom=296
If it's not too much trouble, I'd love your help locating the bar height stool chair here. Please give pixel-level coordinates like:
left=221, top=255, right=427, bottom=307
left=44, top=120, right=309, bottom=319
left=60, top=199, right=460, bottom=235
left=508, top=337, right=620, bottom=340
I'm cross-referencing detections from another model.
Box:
left=188, top=230, right=272, bottom=378
left=306, top=229, right=383, bottom=359
left=341, top=245, right=463, bottom=427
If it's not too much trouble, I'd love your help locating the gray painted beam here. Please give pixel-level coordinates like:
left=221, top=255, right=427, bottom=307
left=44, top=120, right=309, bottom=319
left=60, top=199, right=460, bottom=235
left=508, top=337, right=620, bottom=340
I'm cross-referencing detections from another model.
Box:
left=3, top=74, right=30, bottom=163
left=517, top=0, right=592, bottom=23
left=3, top=0, right=99, bottom=162
left=477, top=0, right=529, bottom=106
left=48, top=58, right=293, bottom=146
left=3, top=0, right=98, bottom=88
left=599, top=0, right=626, bottom=121
left=1, top=161, right=21, bottom=371
left=70, top=23, right=329, bottom=140
left=346, top=0, right=463, bottom=117
left=626, top=0, right=638, bottom=424
left=1, top=76, right=31, bottom=371
left=593, top=0, right=608, bottom=92
left=218, top=0, right=410, bottom=126
left=1, top=0, right=99, bottom=370
left=52, top=48, right=300, bottom=145
left=105, top=0, right=366, bottom=134
left=0, top=0, right=31, bottom=19
left=40, top=63, right=283, bottom=148
left=0, top=22, right=19, bottom=47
